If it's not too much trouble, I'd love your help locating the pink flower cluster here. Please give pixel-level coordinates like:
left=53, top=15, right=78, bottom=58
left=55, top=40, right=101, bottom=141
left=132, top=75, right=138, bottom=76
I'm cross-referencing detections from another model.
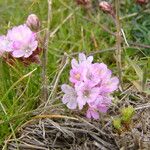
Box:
left=0, top=22, right=42, bottom=66
left=0, top=24, right=38, bottom=58
left=61, top=53, right=119, bottom=119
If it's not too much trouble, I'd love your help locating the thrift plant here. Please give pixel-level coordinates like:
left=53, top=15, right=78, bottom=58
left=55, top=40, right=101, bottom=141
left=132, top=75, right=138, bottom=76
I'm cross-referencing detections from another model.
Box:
left=61, top=53, right=119, bottom=119
left=0, top=14, right=42, bottom=65
left=7, top=24, right=38, bottom=58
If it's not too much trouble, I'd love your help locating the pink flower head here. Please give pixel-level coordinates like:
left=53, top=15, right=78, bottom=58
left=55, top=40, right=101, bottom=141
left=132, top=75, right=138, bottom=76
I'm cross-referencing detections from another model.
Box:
left=61, top=53, right=119, bottom=119
left=7, top=24, right=38, bottom=58
left=0, top=35, right=13, bottom=56
left=75, top=82, right=99, bottom=109
left=61, top=84, right=78, bottom=109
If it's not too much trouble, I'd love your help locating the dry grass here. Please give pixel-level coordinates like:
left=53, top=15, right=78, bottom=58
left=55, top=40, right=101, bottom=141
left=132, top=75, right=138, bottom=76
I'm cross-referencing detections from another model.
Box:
left=6, top=82, right=150, bottom=149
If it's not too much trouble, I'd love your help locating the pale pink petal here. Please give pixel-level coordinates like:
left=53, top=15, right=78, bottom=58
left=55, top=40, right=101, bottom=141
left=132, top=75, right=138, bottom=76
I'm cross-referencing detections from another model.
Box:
left=12, top=50, right=25, bottom=58
left=77, top=96, right=86, bottom=110
left=98, top=105, right=108, bottom=113
left=61, top=84, right=74, bottom=94
left=87, top=87, right=100, bottom=103
left=0, top=35, right=13, bottom=53
left=87, top=55, right=93, bottom=63
left=67, top=100, right=77, bottom=109
left=61, top=84, right=78, bottom=109
left=62, top=94, right=70, bottom=104
left=79, top=53, right=86, bottom=63
left=71, top=58, right=78, bottom=68
left=91, top=110, right=99, bottom=119
left=62, top=93, right=77, bottom=110
left=30, top=40, right=38, bottom=51
left=103, top=77, right=119, bottom=93
left=86, top=108, right=99, bottom=120
left=86, top=109, right=92, bottom=119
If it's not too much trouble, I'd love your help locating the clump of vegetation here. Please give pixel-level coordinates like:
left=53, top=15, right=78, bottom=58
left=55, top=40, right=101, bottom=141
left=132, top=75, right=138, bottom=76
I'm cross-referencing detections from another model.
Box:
left=113, top=106, right=135, bottom=133
left=0, top=0, right=149, bottom=149
left=121, top=105, right=135, bottom=124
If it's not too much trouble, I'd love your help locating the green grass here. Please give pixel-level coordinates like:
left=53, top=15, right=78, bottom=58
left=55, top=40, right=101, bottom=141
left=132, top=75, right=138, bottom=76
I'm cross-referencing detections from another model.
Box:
left=0, top=0, right=150, bottom=147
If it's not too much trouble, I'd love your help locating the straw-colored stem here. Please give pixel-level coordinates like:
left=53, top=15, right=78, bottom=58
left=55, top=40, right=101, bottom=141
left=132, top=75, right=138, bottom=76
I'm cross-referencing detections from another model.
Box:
left=115, top=0, right=122, bottom=89
left=41, top=0, right=52, bottom=102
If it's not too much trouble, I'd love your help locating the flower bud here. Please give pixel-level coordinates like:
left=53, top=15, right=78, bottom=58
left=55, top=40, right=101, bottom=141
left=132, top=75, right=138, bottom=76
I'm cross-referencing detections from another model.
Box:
left=136, top=0, right=149, bottom=5
left=30, top=55, right=41, bottom=65
left=99, top=1, right=114, bottom=16
left=26, top=14, right=40, bottom=32
left=76, top=0, right=91, bottom=8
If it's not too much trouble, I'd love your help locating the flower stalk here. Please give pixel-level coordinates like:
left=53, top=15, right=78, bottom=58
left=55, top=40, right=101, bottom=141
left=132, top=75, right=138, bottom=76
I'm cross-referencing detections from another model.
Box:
left=41, top=0, right=52, bottom=103
left=115, top=0, right=122, bottom=89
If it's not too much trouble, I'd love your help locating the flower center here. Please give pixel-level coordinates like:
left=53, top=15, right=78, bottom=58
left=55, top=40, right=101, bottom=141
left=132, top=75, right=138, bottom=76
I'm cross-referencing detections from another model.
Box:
left=87, top=73, right=93, bottom=80
left=83, top=90, right=90, bottom=98
left=75, top=73, right=80, bottom=80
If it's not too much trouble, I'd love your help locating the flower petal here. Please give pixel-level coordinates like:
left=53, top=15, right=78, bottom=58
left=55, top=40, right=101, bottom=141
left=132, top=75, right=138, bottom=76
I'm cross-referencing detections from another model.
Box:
left=87, top=55, right=93, bottom=63
left=77, top=96, right=86, bottom=110
left=71, top=58, right=78, bottom=68
left=12, top=50, right=25, bottom=58
left=91, top=110, right=99, bottom=120
left=30, top=40, right=38, bottom=51
left=79, top=53, right=86, bottom=63
left=61, top=84, right=74, bottom=94
left=67, top=100, right=77, bottom=109
left=98, top=105, right=108, bottom=113
left=86, top=108, right=99, bottom=120
left=62, top=94, right=70, bottom=104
